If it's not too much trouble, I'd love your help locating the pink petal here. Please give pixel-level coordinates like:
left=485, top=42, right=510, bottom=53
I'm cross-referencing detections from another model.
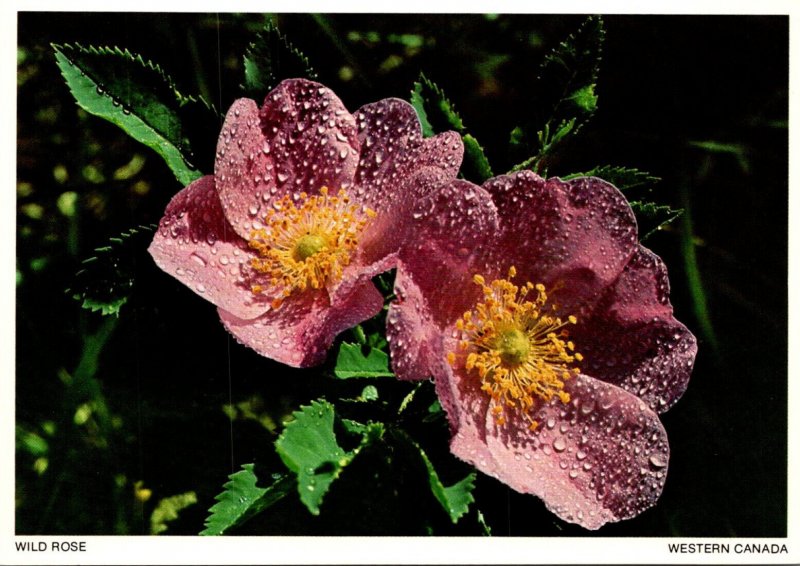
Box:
left=354, top=98, right=464, bottom=263
left=399, top=180, right=500, bottom=325
left=218, top=274, right=383, bottom=367
left=147, top=175, right=271, bottom=320
left=387, top=180, right=499, bottom=381
left=353, top=98, right=463, bottom=215
left=572, top=246, right=698, bottom=413
left=215, top=79, right=359, bottom=240
left=445, top=365, right=670, bottom=529
left=386, top=268, right=438, bottom=381
left=437, top=335, right=498, bottom=470
left=485, top=172, right=638, bottom=315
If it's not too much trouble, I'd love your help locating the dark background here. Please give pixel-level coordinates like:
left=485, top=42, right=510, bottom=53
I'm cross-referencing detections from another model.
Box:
left=16, top=13, right=788, bottom=536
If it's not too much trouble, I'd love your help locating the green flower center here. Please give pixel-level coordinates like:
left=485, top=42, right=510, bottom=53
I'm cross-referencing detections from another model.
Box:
left=497, top=328, right=530, bottom=365
left=292, top=233, right=327, bottom=262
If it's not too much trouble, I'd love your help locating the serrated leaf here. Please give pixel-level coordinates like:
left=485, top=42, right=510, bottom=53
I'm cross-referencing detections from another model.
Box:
left=410, top=74, right=493, bottom=183
left=462, top=134, right=494, bottom=184
left=276, top=400, right=383, bottom=515
left=201, top=465, right=293, bottom=535
left=630, top=201, right=684, bottom=241
left=562, top=165, right=661, bottom=193
left=53, top=43, right=212, bottom=185
left=66, top=224, right=156, bottom=316
left=509, top=16, right=605, bottom=172
left=394, top=430, right=475, bottom=523
left=242, top=21, right=317, bottom=98
left=334, top=342, right=394, bottom=379
left=150, top=491, right=197, bottom=535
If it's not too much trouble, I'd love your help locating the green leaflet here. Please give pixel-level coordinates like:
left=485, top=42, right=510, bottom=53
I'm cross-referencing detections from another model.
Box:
left=509, top=16, right=605, bottom=173
left=276, top=400, right=384, bottom=515
left=52, top=43, right=212, bottom=185
left=393, top=430, right=476, bottom=523
left=66, top=224, right=156, bottom=316
left=629, top=200, right=684, bottom=241
left=562, top=165, right=661, bottom=193
left=241, top=21, right=317, bottom=98
left=410, top=74, right=493, bottom=183
left=334, top=342, right=394, bottom=379
left=201, top=465, right=294, bottom=536
left=150, top=491, right=197, bottom=535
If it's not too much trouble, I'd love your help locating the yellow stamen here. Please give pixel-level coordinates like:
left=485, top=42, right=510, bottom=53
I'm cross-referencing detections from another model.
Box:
left=451, top=270, right=582, bottom=428
left=247, top=187, right=373, bottom=305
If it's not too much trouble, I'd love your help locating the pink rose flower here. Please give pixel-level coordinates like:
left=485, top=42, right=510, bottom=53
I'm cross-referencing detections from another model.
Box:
left=388, top=170, right=697, bottom=529
left=148, top=79, right=463, bottom=366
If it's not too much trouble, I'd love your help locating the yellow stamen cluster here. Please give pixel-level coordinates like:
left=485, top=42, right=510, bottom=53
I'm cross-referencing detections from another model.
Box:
left=247, top=187, right=375, bottom=308
left=447, top=266, right=583, bottom=430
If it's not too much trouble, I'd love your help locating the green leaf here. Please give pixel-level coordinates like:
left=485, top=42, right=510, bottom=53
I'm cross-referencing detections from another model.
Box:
left=394, top=430, right=475, bottom=523
left=562, top=165, right=661, bottom=193
left=150, top=491, right=197, bottom=535
left=462, top=134, right=494, bottom=184
left=52, top=43, right=212, bottom=185
left=201, top=465, right=294, bottom=536
left=66, top=224, right=157, bottom=316
left=477, top=509, right=492, bottom=536
left=276, top=400, right=383, bottom=515
left=509, top=16, right=605, bottom=172
left=410, top=74, right=493, bottom=183
left=629, top=201, right=684, bottom=241
left=334, top=342, right=394, bottom=379
left=242, top=21, right=317, bottom=98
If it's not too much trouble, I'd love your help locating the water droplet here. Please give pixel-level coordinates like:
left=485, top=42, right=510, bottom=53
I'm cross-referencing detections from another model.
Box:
left=649, top=454, right=667, bottom=469
left=190, top=253, right=207, bottom=267
left=553, top=437, right=567, bottom=452
left=569, top=470, right=579, bottom=479
left=196, top=283, right=206, bottom=293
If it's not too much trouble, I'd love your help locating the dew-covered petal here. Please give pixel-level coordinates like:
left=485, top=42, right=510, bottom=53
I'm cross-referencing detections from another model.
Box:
left=215, top=79, right=359, bottom=240
left=213, top=98, right=273, bottom=240
left=572, top=246, right=698, bottom=413
left=450, top=373, right=670, bottom=530
left=352, top=98, right=423, bottom=212
left=397, top=180, right=499, bottom=325
left=148, top=175, right=271, bottom=320
left=435, top=335, right=500, bottom=475
left=353, top=98, right=463, bottom=214
left=386, top=268, right=440, bottom=381
left=218, top=276, right=383, bottom=367
left=386, top=181, right=498, bottom=380
left=354, top=98, right=464, bottom=263
left=485, top=172, right=638, bottom=315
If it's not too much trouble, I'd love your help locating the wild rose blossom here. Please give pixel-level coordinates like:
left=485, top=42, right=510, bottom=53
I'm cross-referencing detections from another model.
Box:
left=387, top=171, right=697, bottom=529
left=148, top=79, right=463, bottom=366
